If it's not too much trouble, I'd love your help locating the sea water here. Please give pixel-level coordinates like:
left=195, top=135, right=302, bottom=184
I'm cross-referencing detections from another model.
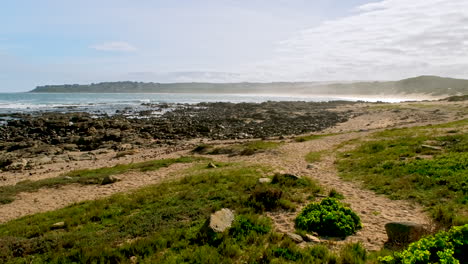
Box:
left=0, top=92, right=422, bottom=115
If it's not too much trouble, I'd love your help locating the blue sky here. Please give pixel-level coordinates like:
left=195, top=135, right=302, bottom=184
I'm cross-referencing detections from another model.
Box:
left=1, top=0, right=467, bottom=92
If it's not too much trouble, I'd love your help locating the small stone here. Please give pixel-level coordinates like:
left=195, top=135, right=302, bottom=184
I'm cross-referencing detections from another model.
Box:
left=51, top=222, right=66, bottom=230
left=421, top=144, right=442, bottom=150
left=258, top=178, right=272, bottom=184
left=207, top=162, right=217, bottom=168
left=286, top=232, right=304, bottom=243
left=304, top=234, right=321, bottom=243
left=101, top=175, right=118, bottom=185
left=306, top=164, right=314, bottom=169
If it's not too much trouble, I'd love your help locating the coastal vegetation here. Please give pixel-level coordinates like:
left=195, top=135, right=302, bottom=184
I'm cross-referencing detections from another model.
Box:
left=0, top=162, right=367, bottom=263
left=380, top=224, right=468, bottom=264
left=0, top=101, right=467, bottom=263
left=337, top=119, right=468, bottom=227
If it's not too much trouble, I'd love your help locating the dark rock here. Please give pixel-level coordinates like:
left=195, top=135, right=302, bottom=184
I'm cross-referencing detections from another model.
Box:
left=101, top=175, right=119, bottom=185
left=385, top=222, right=426, bottom=244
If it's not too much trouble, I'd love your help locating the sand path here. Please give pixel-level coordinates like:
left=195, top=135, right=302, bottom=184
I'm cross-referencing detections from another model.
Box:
left=212, top=134, right=431, bottom=251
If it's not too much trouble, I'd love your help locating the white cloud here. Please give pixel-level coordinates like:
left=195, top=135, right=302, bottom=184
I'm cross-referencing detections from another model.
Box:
left=90, top=41, right=137, bottom=52
left=253, top=0, right=468, bottom=81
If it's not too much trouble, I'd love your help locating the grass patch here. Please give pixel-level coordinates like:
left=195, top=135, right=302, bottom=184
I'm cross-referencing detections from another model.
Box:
left=193, top=140, right=283, bottom=156
left=305, top=151, right=324, bottom=163
left=0, top=156, right=207, bottom=205
left=0, top=162, right=363, bottom=263
left=337, top=119, right=468, bottom=227
left=295, top=133, right=340, bottom=142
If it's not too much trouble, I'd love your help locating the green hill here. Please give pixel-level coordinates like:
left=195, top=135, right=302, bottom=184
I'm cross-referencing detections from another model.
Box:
left=30, top=76, right=468, bottom=96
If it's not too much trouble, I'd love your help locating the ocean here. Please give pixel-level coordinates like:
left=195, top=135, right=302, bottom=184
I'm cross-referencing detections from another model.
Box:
left=0, top=93, right=422, bottom=115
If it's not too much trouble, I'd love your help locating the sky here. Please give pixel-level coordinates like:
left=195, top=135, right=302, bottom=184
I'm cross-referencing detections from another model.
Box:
left=1, top=0, right=468, bottom=92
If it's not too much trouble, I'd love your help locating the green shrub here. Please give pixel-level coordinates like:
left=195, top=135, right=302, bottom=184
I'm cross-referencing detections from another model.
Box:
left=250, top=185, right=283, bottom=211
left=380, top=224, right=468, bottom=264
left=295, top=198, right=362, bottom=237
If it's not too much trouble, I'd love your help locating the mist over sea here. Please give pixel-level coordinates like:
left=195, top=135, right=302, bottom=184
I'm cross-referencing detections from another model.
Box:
left=0, top=93, right=423, bottom=115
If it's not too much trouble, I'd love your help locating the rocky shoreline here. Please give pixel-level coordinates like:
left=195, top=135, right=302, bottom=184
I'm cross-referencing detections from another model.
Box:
left=0, top=101, right=356, bottom=171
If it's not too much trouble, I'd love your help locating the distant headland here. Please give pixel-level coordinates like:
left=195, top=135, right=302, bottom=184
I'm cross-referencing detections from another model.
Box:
left=30, top=75, right=468, bottom=96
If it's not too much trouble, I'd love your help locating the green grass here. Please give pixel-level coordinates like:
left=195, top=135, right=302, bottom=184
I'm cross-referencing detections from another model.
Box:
left=0, top=156, right=207, bottom=205
left=295, top=133, right=340, bottom=142
left=305, top=151, right=324, bottom=163
left=0, top=162, right=366, bottom=263
left=337, top=119, right=468, bottom=227
left=193, top=140, right=283, bottom=156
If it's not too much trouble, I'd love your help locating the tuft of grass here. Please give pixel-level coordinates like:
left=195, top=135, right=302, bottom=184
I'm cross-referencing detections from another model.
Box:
left=328, top=189, right=345, bottom=200
left=337, top=119, right=468, bottom=228
left=305, top=151, right=324, bottom=163
left=0, top=156, right=207, bottom=205
left=295, top=133, right=340, bottom=142
left=0, top=162, right=363, bottom=263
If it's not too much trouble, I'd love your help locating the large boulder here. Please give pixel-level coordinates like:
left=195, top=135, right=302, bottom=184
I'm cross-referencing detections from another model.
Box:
left=209, top=208, right=235, bottom=233
left=385, top=222, right=426, bottom=244
left=197, top=208, right=235, bottom=244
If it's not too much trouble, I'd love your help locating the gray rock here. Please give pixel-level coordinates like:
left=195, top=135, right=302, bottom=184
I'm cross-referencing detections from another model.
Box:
left=36, top=156, right=52, bottom=165
left=209, top=208, right=234, bottom=232
left=117, top=143, right=133, bottom=151
left=287, top=232, right=304, bottom=243
left=385, top=222, right=426, bottom=244
left=304, top=234, right=321, bottom=243
left=101, top=175, right=119, bottom=185
left=62, top=144, right=78, bottom=151
left=258, top=178, right=272, bottom=184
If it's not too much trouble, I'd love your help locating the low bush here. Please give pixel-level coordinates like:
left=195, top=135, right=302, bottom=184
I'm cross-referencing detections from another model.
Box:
left=380, top=224, right=468, bottom=264
left=295, top=198, right=362, bottom=237
left=250, top=185, right=283, bottom=211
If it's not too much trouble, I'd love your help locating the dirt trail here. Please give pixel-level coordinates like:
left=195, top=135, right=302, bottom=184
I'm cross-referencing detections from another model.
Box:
left=0, top=162, right=192, bottom=223
left=211, top=133, right=431, bottom=251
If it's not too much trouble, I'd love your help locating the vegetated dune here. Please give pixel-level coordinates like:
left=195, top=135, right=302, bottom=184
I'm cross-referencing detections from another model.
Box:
left=31, top=75, right=468, bottom=96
